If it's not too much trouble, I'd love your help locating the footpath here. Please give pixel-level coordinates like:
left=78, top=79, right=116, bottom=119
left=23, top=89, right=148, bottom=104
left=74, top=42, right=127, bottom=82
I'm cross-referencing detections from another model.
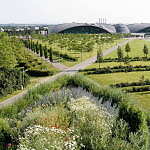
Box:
left=0, top=39, right=132, bottom=108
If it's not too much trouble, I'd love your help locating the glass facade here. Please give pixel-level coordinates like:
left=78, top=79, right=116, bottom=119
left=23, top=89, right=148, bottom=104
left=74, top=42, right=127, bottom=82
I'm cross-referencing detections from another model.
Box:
left=59, top=26, right=110, bottom=34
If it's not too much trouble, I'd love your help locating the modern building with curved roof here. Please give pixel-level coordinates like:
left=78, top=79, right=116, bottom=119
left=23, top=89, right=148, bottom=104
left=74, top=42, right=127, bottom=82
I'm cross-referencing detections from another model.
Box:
left=127, top=23, right=150, bottom=33
left=48, top=22, right=150, bottom=34
left=114, top=24, right=130, bottom=33
left=48, top=23, right=116, bottom=34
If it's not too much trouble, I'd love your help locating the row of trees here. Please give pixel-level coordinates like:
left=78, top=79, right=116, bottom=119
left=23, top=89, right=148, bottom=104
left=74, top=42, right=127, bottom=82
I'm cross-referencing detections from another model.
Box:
left=117, top=43, right=149, bottom=61
left=32, top=33, right=121, bottom=62
left=96, top=42, right=149, bottom=68
left=23, top=40, right=53, bottom=62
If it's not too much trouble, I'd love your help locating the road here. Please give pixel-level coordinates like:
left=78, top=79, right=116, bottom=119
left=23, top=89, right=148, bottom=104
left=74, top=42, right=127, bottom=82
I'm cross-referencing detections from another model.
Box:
left=0, top=39, right=132, bottom=108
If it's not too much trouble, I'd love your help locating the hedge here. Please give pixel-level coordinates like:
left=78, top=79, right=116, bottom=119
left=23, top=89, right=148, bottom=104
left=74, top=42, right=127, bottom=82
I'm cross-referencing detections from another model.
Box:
left=0, top=74, right=148, bottom=129
left=26, top=69, right=53, bottom=77
left=0, top=68, right=30, bottom=98
left=84, top=65, right=150, bottom=74
left=112, top=80, right=150, bottom=88
left=96, top=57, right=150, bottom=63
left=0, top=74, right=149, bottom=149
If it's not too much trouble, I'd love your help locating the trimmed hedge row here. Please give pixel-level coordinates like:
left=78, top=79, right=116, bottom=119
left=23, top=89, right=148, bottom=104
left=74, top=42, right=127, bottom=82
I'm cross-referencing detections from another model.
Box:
left=112, top=80, right=150, bottom=88
left=26, top=69, right=53, bottom=77
left=126, top=86, right=150, bottom=93
left=97, top=57, right=150, bottom=63
left=0, top=68, right=30, bottom=98
left=23, top=40, right=77, bottom=62
left=85, top=65, right=150, bottom=74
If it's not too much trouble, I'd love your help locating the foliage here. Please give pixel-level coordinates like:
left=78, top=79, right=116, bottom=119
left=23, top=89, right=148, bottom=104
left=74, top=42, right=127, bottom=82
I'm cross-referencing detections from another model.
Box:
left=112, top=79, right=150, bottom=88
left=143, top=44, right=149, bottom=58
left=117, top=46, right=124, bottom=61
left=0, top=33, right=17, bottom=68
left=0, top=75, right=149, bottom=149
left=0, top=67, right=30, bottom=97
left=82, top=65, right=150, bottom=74
left=125, top=43, right=131, bottom=57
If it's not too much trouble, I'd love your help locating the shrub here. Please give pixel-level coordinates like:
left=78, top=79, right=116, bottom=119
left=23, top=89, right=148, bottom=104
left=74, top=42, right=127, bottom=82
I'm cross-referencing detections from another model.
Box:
left=0, top=74, right=149, bottom=149
left=85, top=65, right=150, bottom=75
left=26, top=69, right=53, bottom=77
left=0, top=118, right=12, bottom=149
left=0, top=67, right=30, bottom=97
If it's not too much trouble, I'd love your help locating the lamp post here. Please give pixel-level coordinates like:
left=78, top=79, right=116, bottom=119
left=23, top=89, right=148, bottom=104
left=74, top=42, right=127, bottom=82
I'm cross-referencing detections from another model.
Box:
left=20, top=67, right=28, bottom=90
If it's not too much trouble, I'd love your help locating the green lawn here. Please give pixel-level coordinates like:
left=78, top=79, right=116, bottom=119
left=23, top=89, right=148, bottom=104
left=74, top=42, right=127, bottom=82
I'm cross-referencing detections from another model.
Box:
left=81, top=39, right=150, bottom=112
left=106, top=39, right=150, bottom=58
left=84, top=71, right=150, bottom=86
left=86, top=61, right=150, bottom=69
left=34, top=39, right=125, bottom=67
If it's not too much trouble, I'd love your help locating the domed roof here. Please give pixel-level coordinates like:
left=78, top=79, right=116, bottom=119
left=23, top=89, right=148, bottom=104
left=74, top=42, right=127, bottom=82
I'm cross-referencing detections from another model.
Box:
left=48, top=23, right=116, bottom=34
left=128, top=23, right=150, bottom=33
left=114, top=24, right=130, bottom=33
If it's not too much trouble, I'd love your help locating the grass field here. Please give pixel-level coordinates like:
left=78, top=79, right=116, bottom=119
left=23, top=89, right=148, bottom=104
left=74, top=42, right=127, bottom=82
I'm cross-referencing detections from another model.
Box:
left=81, top=39, right=150, bottom=112
left=106, top=39, right=150, bottom=58
left=34, top=39, right=125, bottom=67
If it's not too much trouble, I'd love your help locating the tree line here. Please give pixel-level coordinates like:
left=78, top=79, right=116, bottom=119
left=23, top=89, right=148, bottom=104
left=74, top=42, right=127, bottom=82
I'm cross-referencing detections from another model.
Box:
left=23, top=40, right=53, bottom=62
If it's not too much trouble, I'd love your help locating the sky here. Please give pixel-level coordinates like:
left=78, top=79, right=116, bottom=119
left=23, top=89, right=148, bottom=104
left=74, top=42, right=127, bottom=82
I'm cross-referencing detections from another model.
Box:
left=1, top=0, right=150, bottom=24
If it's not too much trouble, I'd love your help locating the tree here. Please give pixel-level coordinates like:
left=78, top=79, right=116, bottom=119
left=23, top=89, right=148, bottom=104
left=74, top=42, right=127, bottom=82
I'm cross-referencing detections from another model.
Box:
left=35, top=42, right=39, bottom=54
left=143, top=44, right=149, bottom=59
left=44, top=46, right=48, bottom=59
left=40, top=45, right=43, bottom=57
left=85, top=42, right=94, bottom=52
left=0, top=46, right=17, bottom=68
left=117, top=46, right=123, bottom=61
left=125, top=43, right=131, bottom=57
left=48, top=47, right=53, bottom=62
left=97, top=46, right=103, bottom=68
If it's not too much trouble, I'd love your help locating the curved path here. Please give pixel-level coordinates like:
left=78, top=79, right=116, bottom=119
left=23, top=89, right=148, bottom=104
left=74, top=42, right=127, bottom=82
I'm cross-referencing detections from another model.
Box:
left=0, top=39, right=132, bottom=108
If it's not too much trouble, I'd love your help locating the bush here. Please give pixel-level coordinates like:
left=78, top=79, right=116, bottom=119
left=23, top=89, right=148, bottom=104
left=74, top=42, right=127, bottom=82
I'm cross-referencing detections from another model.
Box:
left=26, top=69, right=53, bottom=77
left=85, top=65, right=150, bottom=74
left=112, top=80, right=150, bottom=88
left=0, top=68, right=30, bottom=97
left=126, top=86, right=150, bottom=93
left=0, top=74, right=149, bottom=149
left=0, top=118, right=12, bottom=149
left=97, top=57, right=150, bottom=63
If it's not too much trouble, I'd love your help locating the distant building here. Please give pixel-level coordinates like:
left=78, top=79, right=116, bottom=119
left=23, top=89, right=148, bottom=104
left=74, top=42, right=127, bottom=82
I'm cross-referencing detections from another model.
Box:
left=48, top=23, right=116, bottom=34
left=48, top=23, right=150, bottom=35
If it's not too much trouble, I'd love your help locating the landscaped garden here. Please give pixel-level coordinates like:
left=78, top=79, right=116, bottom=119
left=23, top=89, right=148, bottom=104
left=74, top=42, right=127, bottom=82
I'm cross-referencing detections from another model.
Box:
left=0, top=74, right=149, bottom=150
left=0, top=33, right=59, bottom=101
left=1, top=32, right=150, bottom=150
left=80, top=39, right=150, bottom=112
left=28, top=34, right=125, bottom=67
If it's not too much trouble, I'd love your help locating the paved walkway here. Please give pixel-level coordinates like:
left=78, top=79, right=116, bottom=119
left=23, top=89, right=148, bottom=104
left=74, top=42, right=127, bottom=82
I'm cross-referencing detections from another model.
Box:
left=0, top=39, right=132, bottom=108
left=27, top=48, right=69, bottom=71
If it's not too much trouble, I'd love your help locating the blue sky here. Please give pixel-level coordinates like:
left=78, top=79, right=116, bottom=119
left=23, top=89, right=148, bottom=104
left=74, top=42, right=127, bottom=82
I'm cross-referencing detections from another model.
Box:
left=1, top=0, right=150, bottom=24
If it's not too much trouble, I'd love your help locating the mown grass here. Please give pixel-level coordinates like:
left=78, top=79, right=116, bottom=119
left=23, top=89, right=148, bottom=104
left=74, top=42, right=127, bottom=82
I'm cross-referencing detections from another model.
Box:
left=83, top=71, right=150, bottom=85
left=106, top=39, right=150, bottom=58
left=34, top=39, right=125, bottom=67
left=86, top=61, right=150, bottom=69
left=82, top=71, right=150, bottom=112
left=130, top=92, right=150, bottom=112
left=81, top=39, right=150, bottom=112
